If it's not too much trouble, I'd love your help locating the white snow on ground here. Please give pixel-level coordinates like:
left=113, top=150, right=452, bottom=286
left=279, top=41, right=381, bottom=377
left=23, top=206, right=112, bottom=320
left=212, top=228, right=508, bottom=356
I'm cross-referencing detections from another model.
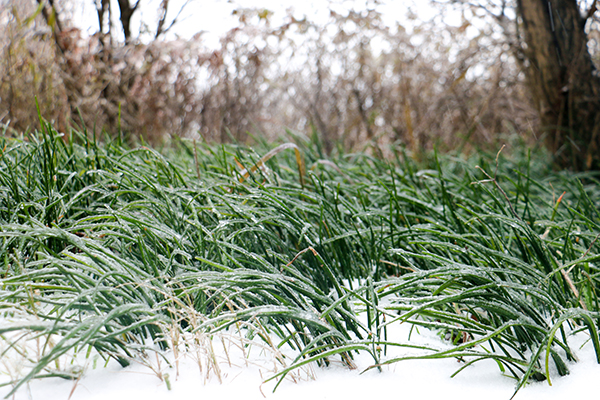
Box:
left=2, top=320, right=598, bottom=400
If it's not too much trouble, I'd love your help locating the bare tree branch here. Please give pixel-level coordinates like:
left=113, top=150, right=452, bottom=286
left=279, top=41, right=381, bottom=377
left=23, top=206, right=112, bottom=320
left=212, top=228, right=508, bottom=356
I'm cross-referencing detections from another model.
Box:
left=586, top=0, right=598, bottom=21
left=36, top=0, right=65, bottom=53
left=117, top=0, right=140, bottom=41
left=156, top=0, right=194, bottom=39
left=156, top=0, right=170, bottom=38
left=95, top=0, right=109, bottom=35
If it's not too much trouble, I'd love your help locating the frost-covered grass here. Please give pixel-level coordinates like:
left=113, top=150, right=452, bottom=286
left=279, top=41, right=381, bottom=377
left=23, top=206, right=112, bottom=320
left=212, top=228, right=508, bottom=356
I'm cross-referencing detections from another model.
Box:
left=1, top=121, right=599, bottom=399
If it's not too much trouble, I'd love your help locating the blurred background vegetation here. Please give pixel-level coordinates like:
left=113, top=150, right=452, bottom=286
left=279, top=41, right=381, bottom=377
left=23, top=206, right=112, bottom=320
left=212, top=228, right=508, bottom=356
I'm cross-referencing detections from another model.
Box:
left=1, top=0, right=599, bottom=168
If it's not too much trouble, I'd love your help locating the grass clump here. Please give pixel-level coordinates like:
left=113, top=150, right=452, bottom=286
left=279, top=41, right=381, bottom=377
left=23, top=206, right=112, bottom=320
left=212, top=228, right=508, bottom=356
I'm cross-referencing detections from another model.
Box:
left=1, top=122, right=599, bottom=398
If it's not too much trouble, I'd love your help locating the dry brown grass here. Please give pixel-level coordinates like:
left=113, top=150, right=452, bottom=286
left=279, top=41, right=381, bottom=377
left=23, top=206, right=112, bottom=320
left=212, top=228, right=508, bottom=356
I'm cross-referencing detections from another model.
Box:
left=1, top=1, right=540, bottom=155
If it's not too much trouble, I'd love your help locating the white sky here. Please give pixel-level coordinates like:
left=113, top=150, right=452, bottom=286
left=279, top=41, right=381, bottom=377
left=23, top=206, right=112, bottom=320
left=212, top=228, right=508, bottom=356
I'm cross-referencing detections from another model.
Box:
left=70, top=0, right=460, bottom=47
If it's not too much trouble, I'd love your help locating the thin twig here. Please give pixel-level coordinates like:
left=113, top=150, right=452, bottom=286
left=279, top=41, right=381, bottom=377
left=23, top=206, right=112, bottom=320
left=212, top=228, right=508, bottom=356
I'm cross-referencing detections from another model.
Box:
left=379, top=259, right=416, bottom=273
left=582, top=232, right=600, bottom=259
left=561, top=231, right=599, bottom=311
left=586, top=0, right=598, bottom=20
left=560, top=269, right=587, bottom=310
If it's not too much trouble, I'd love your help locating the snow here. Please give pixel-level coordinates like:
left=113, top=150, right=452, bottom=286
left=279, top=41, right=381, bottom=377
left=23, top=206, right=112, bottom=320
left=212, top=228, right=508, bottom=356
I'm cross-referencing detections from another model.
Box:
left=2, top=320, right=598, bottom=400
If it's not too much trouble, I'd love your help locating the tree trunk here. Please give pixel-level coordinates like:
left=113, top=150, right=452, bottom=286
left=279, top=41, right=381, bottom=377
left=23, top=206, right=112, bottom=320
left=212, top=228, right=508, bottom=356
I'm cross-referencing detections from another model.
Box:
left=517, top=0, right=600, bottom=170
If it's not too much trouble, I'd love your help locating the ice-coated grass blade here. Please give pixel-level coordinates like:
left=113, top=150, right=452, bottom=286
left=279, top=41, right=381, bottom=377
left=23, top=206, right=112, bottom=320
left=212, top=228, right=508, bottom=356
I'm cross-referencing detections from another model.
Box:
left=0, top=125, right=598, bottom=399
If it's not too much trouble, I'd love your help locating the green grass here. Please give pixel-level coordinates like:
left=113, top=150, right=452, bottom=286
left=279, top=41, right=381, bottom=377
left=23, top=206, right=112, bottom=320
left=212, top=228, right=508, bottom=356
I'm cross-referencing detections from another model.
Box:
left=1, top=121, right=599, bottom=398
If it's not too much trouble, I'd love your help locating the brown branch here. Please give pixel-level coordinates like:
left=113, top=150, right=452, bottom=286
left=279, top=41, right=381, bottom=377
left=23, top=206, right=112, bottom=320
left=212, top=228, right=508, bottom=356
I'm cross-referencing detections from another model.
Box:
left=157, top=0, right=192, bottom=39
left=96, top=0, right=109, bottom=35
left=352, top=88, right=374, bottom=139
left=586, top=0, right=598, bottom=21
left=117, top=0, right=141, bottom=41
left=36, top=0, right=65, bottom=53
left=155, top=0, right=170, bottom=38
